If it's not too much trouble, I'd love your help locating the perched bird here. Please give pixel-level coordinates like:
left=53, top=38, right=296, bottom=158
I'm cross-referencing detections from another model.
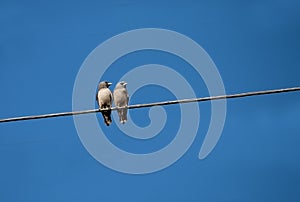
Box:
left=96, top=81, right=113, bottom=126
left=113, top=81, right=129, bottom=124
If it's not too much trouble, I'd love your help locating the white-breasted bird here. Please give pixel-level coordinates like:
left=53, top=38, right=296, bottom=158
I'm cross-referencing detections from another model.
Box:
left=113, top=81, right=129, bottom=124
left=96, top=81, right=113, bottom=126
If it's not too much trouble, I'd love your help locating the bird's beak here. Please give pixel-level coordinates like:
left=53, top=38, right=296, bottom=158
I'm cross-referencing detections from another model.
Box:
left=108, top=82, right=112, bottom=86
left=123, top=82, right=127, bottom=86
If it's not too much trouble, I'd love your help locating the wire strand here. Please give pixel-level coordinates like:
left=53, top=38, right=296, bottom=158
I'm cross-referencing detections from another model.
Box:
left=0, top=86, right=299, bottom=123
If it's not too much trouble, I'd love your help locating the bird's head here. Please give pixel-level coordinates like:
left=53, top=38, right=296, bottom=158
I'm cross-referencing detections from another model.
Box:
left=118, top=81, right=127, bottom=88
left=106, top=81, right=112, bottom=87
left=98, top=81, right=112, bottom=89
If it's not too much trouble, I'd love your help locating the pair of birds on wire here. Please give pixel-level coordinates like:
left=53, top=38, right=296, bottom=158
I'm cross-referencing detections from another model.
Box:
left=96, top=81, right=129, bottom=126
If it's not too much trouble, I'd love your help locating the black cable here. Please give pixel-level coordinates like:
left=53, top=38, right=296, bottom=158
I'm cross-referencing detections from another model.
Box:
left=0, top=86, right=299, bottom=123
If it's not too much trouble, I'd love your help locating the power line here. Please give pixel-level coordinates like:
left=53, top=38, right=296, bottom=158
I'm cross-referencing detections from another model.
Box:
left=0, top=86, right=299, bottom=123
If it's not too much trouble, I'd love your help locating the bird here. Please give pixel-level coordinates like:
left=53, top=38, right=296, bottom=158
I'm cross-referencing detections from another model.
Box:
left=113, top=81, right=129, bottom=124
left=96, top=81, right=113, bottom=126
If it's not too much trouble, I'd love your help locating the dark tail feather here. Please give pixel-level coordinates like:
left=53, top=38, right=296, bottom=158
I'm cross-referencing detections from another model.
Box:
left=101, top=110, right=112, bottom=126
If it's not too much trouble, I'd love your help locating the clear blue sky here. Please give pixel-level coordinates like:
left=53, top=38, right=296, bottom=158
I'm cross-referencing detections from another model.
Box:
left=1, top=1, right=300, bottom=201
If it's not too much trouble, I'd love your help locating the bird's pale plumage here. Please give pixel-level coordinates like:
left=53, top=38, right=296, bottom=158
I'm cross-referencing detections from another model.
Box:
left=113, top=81, right=129, bottom=124
left=96, top=81, right=113, bottom=126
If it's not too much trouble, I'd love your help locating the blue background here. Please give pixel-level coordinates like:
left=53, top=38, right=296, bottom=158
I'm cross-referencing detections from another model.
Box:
left=1, top=1, right=300, bottom=201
